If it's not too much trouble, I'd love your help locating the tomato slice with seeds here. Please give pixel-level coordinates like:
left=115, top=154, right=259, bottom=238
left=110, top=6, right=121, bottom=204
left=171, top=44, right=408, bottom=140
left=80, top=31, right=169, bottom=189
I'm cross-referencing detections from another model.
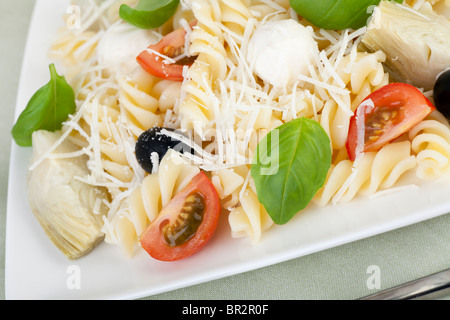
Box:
left=137, top=21, right=197, bottom=82
left=139, top=171, right=220, bottom=261
left=346, top=83, right=435, bottom=161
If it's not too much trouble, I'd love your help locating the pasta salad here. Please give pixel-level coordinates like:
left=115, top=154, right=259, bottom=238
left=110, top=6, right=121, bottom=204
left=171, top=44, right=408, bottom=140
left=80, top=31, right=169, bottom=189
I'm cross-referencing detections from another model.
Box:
left=11, top=0, right=450, bottom=261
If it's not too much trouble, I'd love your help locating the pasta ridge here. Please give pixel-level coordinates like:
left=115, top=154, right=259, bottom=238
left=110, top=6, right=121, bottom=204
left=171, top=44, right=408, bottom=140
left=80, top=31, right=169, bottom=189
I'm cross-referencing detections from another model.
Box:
left=104, top=149, right=200, bottom=256
left=179, top=0, right=228, bottom=131
left=409, top=114, right=450, bottom=180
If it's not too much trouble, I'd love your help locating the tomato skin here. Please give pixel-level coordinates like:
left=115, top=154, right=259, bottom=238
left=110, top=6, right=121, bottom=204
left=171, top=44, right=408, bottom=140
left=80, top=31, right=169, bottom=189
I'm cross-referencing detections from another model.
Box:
left=137, top=22, right=196, bottom=82
left=346, top=83, right=435, bottom=161
left=139, top=171, right=220, bottom=261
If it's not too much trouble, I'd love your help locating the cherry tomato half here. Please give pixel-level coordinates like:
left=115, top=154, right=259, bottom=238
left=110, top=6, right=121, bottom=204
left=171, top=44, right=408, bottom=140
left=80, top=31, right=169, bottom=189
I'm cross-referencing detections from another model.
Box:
left=139, top=171, right=221, bottom=261
left=137, top=21, right=197, bottom=82
left=346, top=83, right=435, bottom=161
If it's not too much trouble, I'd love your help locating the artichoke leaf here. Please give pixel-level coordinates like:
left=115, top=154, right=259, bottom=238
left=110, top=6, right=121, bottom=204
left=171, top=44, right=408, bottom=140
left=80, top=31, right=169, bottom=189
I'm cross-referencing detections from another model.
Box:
left=27, top=130, right=109, bottom=260
left=362, top=1, right=450, bottom=90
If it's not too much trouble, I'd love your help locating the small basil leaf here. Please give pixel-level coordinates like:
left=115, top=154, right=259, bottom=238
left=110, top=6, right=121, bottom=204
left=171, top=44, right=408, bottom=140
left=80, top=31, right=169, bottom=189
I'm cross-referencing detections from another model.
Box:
left=11, top=64, right=76, bottom=147
left=251, top=118, right=332, bottom=225
left=119, top=0, right=180, bottom=29
left=289, top=0, right=403, bottom=30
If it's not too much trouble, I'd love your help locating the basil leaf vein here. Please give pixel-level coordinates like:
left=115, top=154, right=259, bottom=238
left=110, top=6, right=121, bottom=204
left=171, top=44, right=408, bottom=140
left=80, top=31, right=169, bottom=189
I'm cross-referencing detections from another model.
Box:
left=251, top=118, right=332, bottom=225
left=119, top=0, right=180, bottom=29
left=11, top=64, right=76, bottom=147
left=289, top=0, right=403, bottom=30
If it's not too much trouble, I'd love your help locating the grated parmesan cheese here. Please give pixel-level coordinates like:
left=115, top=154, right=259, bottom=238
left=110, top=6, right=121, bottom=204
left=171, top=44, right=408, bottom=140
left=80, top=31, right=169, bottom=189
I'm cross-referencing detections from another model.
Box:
left=355, top=98, right=375, bottom=163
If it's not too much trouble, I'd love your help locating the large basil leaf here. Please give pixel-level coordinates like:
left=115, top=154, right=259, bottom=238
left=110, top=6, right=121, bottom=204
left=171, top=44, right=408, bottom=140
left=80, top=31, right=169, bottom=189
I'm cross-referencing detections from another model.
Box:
left=11, top=64, right=76, bottom=147
left=251, top=118, right=332, bottom=225
left=119, top=0, right=180, bottom=29
left=289, top=0, right=403, bottom=30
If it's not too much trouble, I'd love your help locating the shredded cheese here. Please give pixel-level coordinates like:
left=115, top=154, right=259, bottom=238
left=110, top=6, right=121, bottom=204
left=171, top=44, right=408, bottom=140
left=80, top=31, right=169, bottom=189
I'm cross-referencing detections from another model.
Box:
left=355, top=98, right=375, bottom=163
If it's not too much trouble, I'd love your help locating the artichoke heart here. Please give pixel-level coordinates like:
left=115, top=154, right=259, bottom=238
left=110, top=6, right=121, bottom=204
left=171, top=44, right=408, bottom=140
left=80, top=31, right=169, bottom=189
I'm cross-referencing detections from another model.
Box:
left=362, top=1, right=450, bottom=90
left=27, top=130, right=109, bottom=259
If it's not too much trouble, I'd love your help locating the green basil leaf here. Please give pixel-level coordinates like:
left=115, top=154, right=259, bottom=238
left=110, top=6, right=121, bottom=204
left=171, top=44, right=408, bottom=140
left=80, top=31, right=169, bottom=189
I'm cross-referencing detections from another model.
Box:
left=289, top=0, right=403, bottom=30
left=119, top=0, right=180, bottom=29
left=11, top=64, right=76, bottom=147
left=251, top=118, right=332, bottom=225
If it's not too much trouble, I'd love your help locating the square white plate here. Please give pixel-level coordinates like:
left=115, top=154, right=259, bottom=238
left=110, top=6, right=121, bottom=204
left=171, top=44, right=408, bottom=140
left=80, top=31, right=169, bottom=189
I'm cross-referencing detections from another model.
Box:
left=5, top=0, right=450, bottom=300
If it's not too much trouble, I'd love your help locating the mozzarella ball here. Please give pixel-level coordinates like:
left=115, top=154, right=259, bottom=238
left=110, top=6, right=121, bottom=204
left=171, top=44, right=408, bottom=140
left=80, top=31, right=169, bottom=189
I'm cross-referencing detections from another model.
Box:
left=98, top=22, right=160, bottom=74
left=247, top=19, right=319, bottom=88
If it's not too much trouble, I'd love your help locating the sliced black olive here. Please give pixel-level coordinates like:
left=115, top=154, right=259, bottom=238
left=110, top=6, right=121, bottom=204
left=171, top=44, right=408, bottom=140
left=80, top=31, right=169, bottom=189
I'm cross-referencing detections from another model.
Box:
left=433, top=69, right=450, bottom=118
left=135, top=127, right=194, bottom=173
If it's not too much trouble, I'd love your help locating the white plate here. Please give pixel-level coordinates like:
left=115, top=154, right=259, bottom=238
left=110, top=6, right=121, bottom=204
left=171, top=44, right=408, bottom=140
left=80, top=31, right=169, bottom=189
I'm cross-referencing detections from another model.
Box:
left=5, top=0, right=450, bottom=300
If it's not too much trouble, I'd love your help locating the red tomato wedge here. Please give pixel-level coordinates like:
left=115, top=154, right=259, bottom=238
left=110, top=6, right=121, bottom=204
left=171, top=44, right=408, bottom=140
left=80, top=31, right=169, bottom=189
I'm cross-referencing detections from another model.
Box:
left=346, top=83, right=435, bottom=161
left=137, top=21, right=197, bottom=82
left=140, top=171, right=220, bottom=261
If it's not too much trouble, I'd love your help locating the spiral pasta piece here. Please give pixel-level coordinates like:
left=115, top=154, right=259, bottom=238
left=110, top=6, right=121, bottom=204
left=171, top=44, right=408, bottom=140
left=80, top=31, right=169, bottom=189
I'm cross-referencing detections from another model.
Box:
left=74, top=82, right=138, bottom=196
left=211, top=167, right=246, bottom=209
left=117, top=67, right=164, bottom=137
left=180, top=0, right=229, bottom=130
left=337, top=51, right=389, bottom=109
left=276, top=89, right=325, bottom=122
left=211, top=165, right=273, bottom=242
left=103, top=205, right=138, bottom=257
left=104, top=149, right=200, bottom=256
left=314, top=141, right=417, bottom=206
left=318, top=100, right=350, bottom=151
left=248, top=0, right=291, bottom=21
left=405, top=0, right=445, bottom=8
left=152, top=80, right=183, bottom=113
left=228, top=187, right=273, bottom=243
left=409, top=115, right=450, bottom=180
left=220, top=0, right=253, bottom=34
left=130, top=149, right=200, bottom=227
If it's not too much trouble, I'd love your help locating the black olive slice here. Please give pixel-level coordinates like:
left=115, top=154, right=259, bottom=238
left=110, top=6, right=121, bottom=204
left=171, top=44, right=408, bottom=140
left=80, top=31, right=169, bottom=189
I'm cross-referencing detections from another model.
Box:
left=433, top=69, right=450, bottom=118
left=135, top=127, right=194, bottom=173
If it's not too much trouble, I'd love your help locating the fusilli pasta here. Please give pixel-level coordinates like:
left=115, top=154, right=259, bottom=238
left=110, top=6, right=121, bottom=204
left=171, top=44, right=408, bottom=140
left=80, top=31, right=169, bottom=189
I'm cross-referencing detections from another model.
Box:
left=179, top=0, right=228, bottom=131
left=314, top=141, right=417, bottom=206
left=211, top=165, right=273, bottom=242
left=117, top=67, right=163, bottom=137
left=409, top=112, right=450, bottom=179
left=104, top=149, right=200, bottom=256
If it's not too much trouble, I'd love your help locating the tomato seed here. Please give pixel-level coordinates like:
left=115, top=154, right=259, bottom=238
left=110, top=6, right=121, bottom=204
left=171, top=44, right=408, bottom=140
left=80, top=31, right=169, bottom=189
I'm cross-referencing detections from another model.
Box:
left=162, top=192, right=205, bottom=247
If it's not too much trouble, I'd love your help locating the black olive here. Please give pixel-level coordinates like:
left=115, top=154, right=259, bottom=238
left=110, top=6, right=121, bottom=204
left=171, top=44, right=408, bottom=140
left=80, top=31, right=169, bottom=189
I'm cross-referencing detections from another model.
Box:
left=135, top=127, right=194, bottom=173
left=433, top=69, right=450, bottom=118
